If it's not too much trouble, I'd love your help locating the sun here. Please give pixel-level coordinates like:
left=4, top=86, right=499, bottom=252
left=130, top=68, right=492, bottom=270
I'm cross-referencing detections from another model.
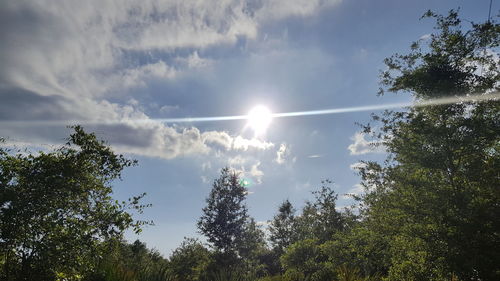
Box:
left=247, top=105, right=272, bottom=136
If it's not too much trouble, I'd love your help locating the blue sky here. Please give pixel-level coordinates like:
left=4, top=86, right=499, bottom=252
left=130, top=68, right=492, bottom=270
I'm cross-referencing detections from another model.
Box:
left=0, top=0, right=495, bottom=255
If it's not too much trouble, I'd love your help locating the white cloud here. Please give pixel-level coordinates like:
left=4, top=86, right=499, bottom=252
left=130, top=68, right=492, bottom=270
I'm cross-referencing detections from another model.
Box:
left=159, top=105, right=180, bottom=114
left=275, top=143, right=295, bottom=164
left=249, top=162, right=264, bottom=184
left=349, top=184, right=364, bottom=195
left=1, top=104, right=274, bottom=161
left=103, top=123, right=275, bottom=160
left=255, top=0, right=342, bottom=21
left=349, top=162, right=367, bottom=171
left=228, top=155, right=247, bottom=167
left=341, top=184, right=365, bottom=199
left=0, top=0, right=337, bottom=163
left=176, top=51, right=214, bottom=69
left=202, top=132, right=274, bottom=152
left=201, top=162, right=212, bottom=172
left=98, top=123, right=210, bottom=159
left=226, top=156, right=265, bottom=185
left=308, top=154, right=323, bottom=158
left=1, top=0, right=340, bottom=101
left=419, top=34, right=431, bottom=40
left=0, top=138, right=57, bottom=157
left=203, top=131, right=234, bottom=150
left=347, top=132, right=385, bottom=155
left=232, top=136, right=274, bottom=151
left=119, top=61, right=177, bottom=88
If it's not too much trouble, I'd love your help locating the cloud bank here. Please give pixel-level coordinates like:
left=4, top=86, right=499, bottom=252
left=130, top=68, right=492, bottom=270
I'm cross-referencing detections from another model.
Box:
left=0, top=0, right=340, bottom=160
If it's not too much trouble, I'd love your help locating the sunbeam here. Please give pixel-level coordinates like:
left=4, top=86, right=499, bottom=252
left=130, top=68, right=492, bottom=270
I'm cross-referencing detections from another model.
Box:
left=1, top=92, right=499, bottom=126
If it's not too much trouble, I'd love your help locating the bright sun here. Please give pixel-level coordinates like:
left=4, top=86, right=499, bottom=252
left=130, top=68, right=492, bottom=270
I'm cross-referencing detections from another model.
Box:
left=247, top=105, right=272, bottom=136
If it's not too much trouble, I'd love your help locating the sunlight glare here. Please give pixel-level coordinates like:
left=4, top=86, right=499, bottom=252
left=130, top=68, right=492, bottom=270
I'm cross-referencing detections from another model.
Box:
left=247, top=105, right=272, bottom=136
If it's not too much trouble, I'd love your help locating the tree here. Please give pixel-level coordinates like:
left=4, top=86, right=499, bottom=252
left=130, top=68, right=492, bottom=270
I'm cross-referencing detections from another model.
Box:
left=321, top=226, right=390, bottom=278
left=269, top=200, right=297, bottom=254
left=0, top=126, right=149, bottom=281
left=168, top=238, right=210, bottom=281
left=197, top=167, right=248, bottom=263
left=295, top=181, right=345, bottom=243
left=236, top=218, right=269, bottom=277
left=280, top=239, right=334, bottom=281
left=86, top=239, right=172, bottom=281
left=359, top=10, right=500, bottom=280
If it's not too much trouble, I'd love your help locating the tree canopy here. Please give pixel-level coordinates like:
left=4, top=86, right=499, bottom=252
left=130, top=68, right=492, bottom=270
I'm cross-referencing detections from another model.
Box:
left=197, top=167, right=249, bottom=257
left=0, top=126, right=149, bottom=281
left=359, top=9, right=500, bottom=280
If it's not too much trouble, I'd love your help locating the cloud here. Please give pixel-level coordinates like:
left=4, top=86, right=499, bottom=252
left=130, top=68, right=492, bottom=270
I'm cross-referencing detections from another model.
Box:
left=347, top=132, right=385, bottom=155
left=201, top=162, right=212, bottom=172
left=349, top=184, right=364, bottom=195
left=0, top=93, right=274, bottom=161
left=341, top=184, right=365, bottom=199
left=228, top=155, right=247, bottom=167
left=0, top=0, right=337, bottom=163
left=256, top=221, right=269, bottom=228
left=232, top=136, right=274, bottom=151
left=419, top=34, right=431, bottom=40
left=119, top=61, right=177, bottom=88
left=0, top=0, right=340, bottom=101
left=349, top=162, right=367, bottom=171
left=308, top=154, right=323, bottom=158
left=86, top=123, right=276, bottom=160
left=176, top=51, right=214, bottom=69
left=226, top=156, right=265, bottom=184
left=254, top=0, right=342, bottom=21
left=202, top=131, right=234, bottom=150
left=202, top=132, right=274, bottom=152
left=98, top=123, right=210, bottom=159
left=275, top=143, right=295, bottom=164
left=159, top=105, right=180, bottom=114
left=249, top=162, right=264, bottom=183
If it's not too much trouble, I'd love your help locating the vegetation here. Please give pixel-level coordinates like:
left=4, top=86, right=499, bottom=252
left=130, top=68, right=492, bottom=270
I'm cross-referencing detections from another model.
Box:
left=1, top=9, right=498, bottom=281
left=0, top=126, right=150, bottom=281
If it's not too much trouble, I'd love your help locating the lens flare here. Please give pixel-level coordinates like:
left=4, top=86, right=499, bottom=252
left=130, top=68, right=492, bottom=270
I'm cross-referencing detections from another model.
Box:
left=1, top=92, right=498, bottom=126
left=247, top=105, right=272, bottom=136
left=239, top=178, right=252, bottom=187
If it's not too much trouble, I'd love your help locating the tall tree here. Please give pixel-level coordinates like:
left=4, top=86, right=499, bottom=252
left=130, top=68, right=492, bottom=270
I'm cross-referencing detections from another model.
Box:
left=0, top=126, right=149, bottom=281
left=197, top=167, right=248, bottom=260
left=295, top=181, right=345, bottom=242
left=236, top=218, right=269, bottom=276
left=269, top=200, right=297, bottom=254
left=360, top=10, right=500, bottom=280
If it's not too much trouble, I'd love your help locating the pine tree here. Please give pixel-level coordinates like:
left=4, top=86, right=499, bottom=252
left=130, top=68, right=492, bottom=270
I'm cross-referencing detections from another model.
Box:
left=197, top=167, right=249, bottom=256
left=269, top=200, right=297, bottom=254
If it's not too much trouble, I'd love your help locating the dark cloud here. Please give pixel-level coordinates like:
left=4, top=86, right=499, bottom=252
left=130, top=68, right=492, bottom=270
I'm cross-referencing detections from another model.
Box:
left=0, top=87, right=74, bottom=121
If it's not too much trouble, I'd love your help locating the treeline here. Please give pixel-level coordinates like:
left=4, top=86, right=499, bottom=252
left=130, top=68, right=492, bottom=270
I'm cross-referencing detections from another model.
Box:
left=1, top=10, right=499, bottom=281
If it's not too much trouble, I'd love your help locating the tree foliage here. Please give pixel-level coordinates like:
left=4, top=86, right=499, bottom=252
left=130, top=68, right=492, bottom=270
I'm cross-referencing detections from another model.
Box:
left=0, top=126, right=149, bottom=281
left=197, top=167, right=249, bottom=261
left=360, top=9, right=500, bottom=280
left=168, top=238, right=211, bottom=281
left=380, top=9, right=500, bottom=98
left=294, top=181, right=346, bottom=243
left=269, top=200, right=297, bottom=255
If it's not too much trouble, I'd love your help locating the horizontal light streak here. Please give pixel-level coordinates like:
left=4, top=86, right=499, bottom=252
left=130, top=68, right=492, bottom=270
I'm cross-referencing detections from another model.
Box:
left=1, top=92, right=499, bottom=126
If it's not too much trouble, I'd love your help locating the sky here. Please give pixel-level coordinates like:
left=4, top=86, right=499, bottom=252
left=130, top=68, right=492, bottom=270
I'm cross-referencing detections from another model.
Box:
left=0, top=0, right=496, bottom=256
